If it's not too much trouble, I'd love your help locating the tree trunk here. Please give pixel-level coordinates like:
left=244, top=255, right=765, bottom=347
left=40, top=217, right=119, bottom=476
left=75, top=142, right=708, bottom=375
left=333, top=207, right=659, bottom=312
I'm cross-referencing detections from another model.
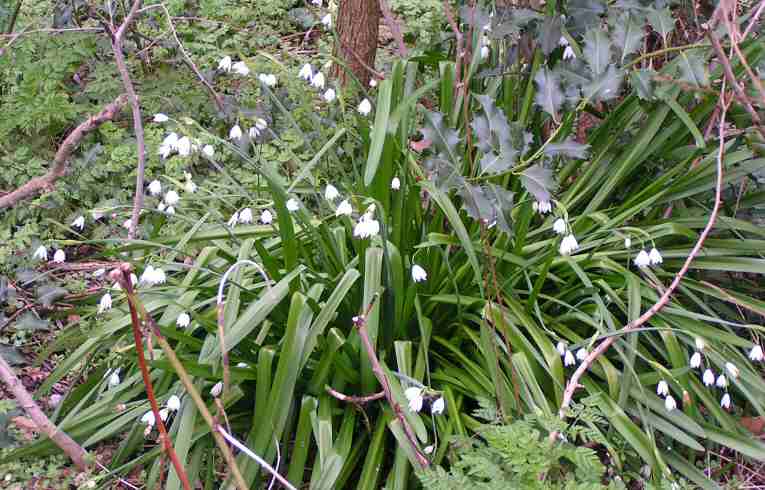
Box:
left=332, top=0, right=380, bottom=87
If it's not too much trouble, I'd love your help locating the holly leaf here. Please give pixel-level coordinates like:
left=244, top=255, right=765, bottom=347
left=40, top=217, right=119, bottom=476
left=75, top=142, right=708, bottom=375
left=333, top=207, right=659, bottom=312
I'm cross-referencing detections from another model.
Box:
left=520, top=164, right=555, bottom=202
left=631, top=69, right=655, bottom=100
left=483, top=184, right=515, bottom=235
left=545, top=139, right=590, bottom=159
left=646, top=7, right=675, bottom=42
left=424, top=154, right=464, bottom=192
left=421, top=111, right=461, bottom=165
left=584, top=64, right=623, bottom=101
left=458, top=184, right=494, bottom=223
left=612, top=12, right=645, bottom=63
left=540, top=16, right=563, bottom=55
left=678, top=51, right=709, bottom=87
left=534, top=68, right=564, bottom=118
left=583, top=28, right=612, bottom=75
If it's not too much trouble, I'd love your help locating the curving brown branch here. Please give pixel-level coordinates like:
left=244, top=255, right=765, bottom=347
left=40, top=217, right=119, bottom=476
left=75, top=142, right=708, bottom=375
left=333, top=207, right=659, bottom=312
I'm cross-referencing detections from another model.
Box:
left=0, top=95, right=127, bottom=209
left=378, top=0, right=408, bottom=58
left=556, top=72, right=733, bottom=422
left=0, top=353, right=89, bottom=470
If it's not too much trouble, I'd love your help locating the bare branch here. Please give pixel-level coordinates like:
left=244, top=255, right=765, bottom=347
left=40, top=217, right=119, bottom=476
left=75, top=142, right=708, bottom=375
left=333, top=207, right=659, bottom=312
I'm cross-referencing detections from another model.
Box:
left=556, top=61, right=733, bottom=423
left=326, top=386, right=385, bottom=404
left=378, top=0, right=408, bottom=58
left=0, top=95, right=127, bottom=209
left=0, top=353, right=89, bottom=470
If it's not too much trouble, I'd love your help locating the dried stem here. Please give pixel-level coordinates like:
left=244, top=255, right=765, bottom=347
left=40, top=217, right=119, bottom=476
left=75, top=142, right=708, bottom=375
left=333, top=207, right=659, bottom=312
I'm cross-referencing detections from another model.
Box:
left=354, top=296, right=430, bottom=468
left=109, top=0, right=147, bottom=240
left=114, top=267, right=192, bottom=490
left=556, top=67, right=732, bottom=422
left=0, top=353, right=89, bottom=470
left=119, top=264, right=250, bottom=489
left=378, top=0, right=408, bottom=58
left=0, top=95, right=127, bottom=209
left=326, top=386, right=385, bottom=404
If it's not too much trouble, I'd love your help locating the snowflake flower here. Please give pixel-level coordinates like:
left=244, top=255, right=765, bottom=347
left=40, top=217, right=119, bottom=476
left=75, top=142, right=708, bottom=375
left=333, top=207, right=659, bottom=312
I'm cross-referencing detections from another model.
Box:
left=404, top=387, right=423, bottom=413
left=353, top=206, right=380, bottom=239
left=424, top=444, right=434, bottom=454
left=357, top=98, right=372, bottom=116
left=690, top=352, right=702, bottom=369
left=559, top=36, right=569, bottom=47
left=167, top=395, right=181, bottom=411
left=576, top=348, right=588, bottom=361
left=556, top=341, right=566, bottom=356
left=391, top=177, right=401, bottom=190
left=559, top=234, right=579, bottom=256
left=286, top=198, right=300, bottom=212
left=218, top=56, right=233, bottom=72
left=210, top=381, right=223, bottom=397
left=232, top=61, right=250, bottom=76
left=533, top=200, right=552, bottom=214
left=325, top=184, right=340, bottom=201
left=72, top=216, right=85, bottom=230
left=480, top=45, right=489, bottom=60
left=634, top=250, right=650, bottom=268
left=176, top=312, right=190, bottom=328
left=227, top=211, right=239, bottom=227
left=716, top=374, right=728, bottom=389
left=159, top=408, right=169, bottom=422
left=749, top=345, right=764, bottom=362
left=229, top=125, right=243, bottom=140
left=323, top=88, right=336, bottom=102
left=553, top=218, right=567, bottom=235
left=98, top=293, right=112, bottom=314
left=369, top=78, right=378, bottom=88
left=164, top=190, right=180, bottom=206
left=202, top=145, right=215, bottom=157
left=33, top=245, right=48, bottom=261
left=260, top=210, right=273, bottom=224
left=53, top=249, right=66, bottom=263
left=176, top=137, right=192, bottom=157
left=664, top=395, right=677, bottom=412
left=108, top=368, right=120, bottom=387
left=564, top=350, right=576, bottom=366
left=258, top=73, right=277, bottom=87
left=335, top=200, right=353, bottom=217
left=148, top=180, right=162, bottom=196
left=624, top=237, right=631, bottom=248
left=431, top=397, right=445, bottom=415
left=184, top=179, right=197, bottom=194
left=140, top=265, right=166, bottom=286
left=720, top=393, right=731, bottom=409
left=153, top=113, right=169, bottom=123
left=648, top=247, right=663, bottom=265
left=141, top=411, right=156, bottom=426
left=657, top=380, right=669, bottom=397
left=311, top=72, right=326, bottom=89
left=702, top=369, right=715, bottom=386
left=321, top=13, right=332, bottom=28
left=299, top=63, right=313, bottom=81
left=695, top=337, right=706, bottom=351
left=563, top=46, right=576, bottom=60
left=239, top=208, right=253, bottom=224
left=411, top=264, right=427, bottom=283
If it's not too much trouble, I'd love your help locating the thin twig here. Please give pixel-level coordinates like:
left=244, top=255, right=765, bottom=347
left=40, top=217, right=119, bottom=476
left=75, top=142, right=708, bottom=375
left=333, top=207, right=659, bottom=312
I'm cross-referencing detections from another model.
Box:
left=119, top=263, right=249, bottom=489
left=556, top=65, right=732, bottom=422
left=326, top=386, right=385, bottom=403
left=353, top=295, right=430, bottom=468
left=0, top=95, right=127, bottom=209
left=109, top=0, right=147, bottom=240
left=0, top=354, right=89, bottom=470
left=742, top=0, right=765, bottom=40
left=114, top=267, right=193, bottom=490
left=378, top=0, right=408, bottom=58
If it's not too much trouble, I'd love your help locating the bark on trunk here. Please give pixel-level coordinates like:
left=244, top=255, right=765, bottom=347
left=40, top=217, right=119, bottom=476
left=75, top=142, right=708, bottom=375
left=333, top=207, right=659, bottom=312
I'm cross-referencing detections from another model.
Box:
left=333, top=0, right=380, bottom=87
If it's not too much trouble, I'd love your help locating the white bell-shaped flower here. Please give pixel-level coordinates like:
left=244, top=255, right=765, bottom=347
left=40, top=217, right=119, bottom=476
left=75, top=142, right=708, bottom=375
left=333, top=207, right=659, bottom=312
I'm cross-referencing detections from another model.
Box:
left=648, top=247, right=663, bottom=265
left=720, top=393, right=731, bottom=409
left=357, top=98, right=372, bottom=116
left=153, top=113, right=169, bottom=123
left=53, top=249, right=66, bottom=263
left=229, top=125, right=243, bottom=140
left=323, top=88, right=336, bottom=102
left=411, top=264, right=427, bottom=283
left=72, top=216, right=85, bottom=230
left=576, top=348, right=588, bottom=361
left=167, top=395, right=181, bottom=412
left=664, top=395, right=677, bottom=412
left=559, top=234, right=579, bottom=256
left=634, top=250, right=650, bottom=268
left=98, top=293, right=113, bottom=314
left=311, top=72, right=326, bottom=89
left=148, top=180, right=162, bottom=196
left=108, top=368, right=121, bottom=387
left=335, top=200, right=352, bottom=217
left=656, top=380, right=669, bottom=397
left=141, top=410, right=156, bottom=426
left=391, top=177, right=401, bottom=190
left=716, top=374, right=728, bottom=389
left=202, top=145, right=215, bottom=157
left=431, top=397, right=445, bottom=415
left=299, top=63, right=313, bottom=81
left=210, top=381, right=223, bottom=397
left=749, top=345, right=764, bottom=362
left=553, top=218, right=567, bottom=235
left=286, top=198, right=300, bottom=212
left=324, top=184, right=340, bottom=201
left=321, top=13, right=332, bottom=28
left=564, top=350, right=576, bottom=366
left=689, top=352, right=702, bottom=369
left=164, top=190, right=180, bottom=206
left=404, top=387, right=423, bottom=413
left=232, top=61, right=250, bottom=76
left=702, top=368, right=715, bottom=386
left=239, top=208, right=253, bottom=224
left=556, top=341, right=566, bottom=356
left=176, top=312, right=191, bottom=328
left=33, top=245, right=48, bottom=261
left=218, top=56, right=233, bottom=72
left=260, top=210, right=273, bottom=224
left=725, top=362, right=739, bottom=378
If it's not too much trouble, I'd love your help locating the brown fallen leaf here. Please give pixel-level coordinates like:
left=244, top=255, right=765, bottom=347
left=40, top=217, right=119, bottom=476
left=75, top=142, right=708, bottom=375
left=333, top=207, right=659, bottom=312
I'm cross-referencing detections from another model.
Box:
left=410, top=138, right=432, bottom=153
left=11, top=416, right=39, bottom=440
left=741, top=416, right=765, bottom=435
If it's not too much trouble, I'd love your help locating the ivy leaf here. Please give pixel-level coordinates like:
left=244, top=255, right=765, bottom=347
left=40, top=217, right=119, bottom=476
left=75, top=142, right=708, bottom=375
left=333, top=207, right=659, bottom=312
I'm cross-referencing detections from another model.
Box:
left=534, top=68, right=564, bottom=118
left=678, top=51, right=709, bottom=87
left=483, top=184, right=515, bottom=235
left=631, top=69, right=655, bottom=100
left=646, top=7, right=675, bottom=42
left=458, top=184, right=494, bottom=224
left=612, top=13, right=645, bottom=63
left=583, top=29, right=612, bottom=76
left=520, top=164, right=555, bottom=203
left=567, top=0, right=606, bottom=36
left=584, top=65, right=623, bottom=102
left=540, top=16, right=562, bottom=55
left=545, top=139, right=590, bottom=159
